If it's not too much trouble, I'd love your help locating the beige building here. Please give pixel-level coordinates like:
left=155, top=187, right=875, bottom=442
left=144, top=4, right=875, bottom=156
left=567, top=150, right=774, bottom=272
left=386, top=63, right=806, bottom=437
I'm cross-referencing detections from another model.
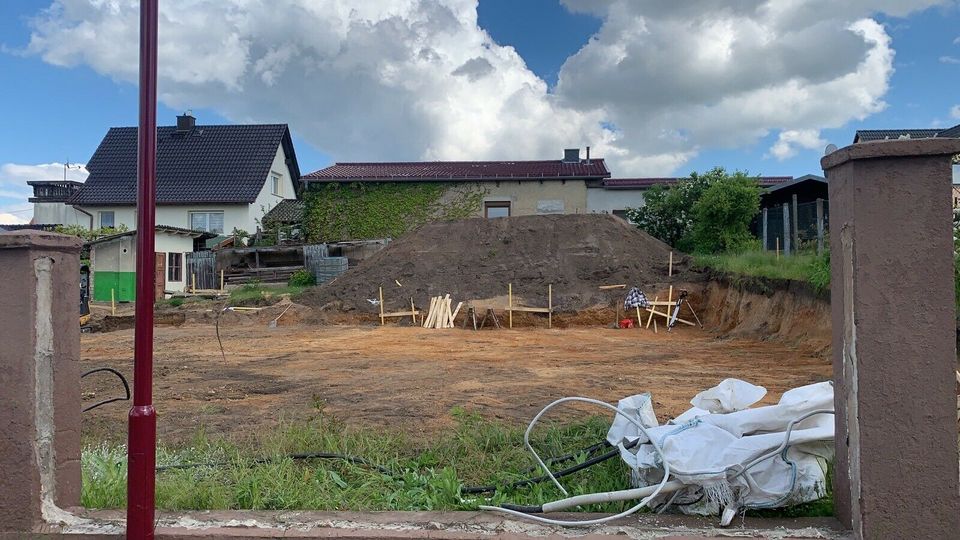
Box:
left=302, top=148, right=608, bottom=219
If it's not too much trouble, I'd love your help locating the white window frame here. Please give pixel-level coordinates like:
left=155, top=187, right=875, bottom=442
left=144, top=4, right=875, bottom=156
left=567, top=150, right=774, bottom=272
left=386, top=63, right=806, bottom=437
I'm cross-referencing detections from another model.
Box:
left=484, top=200, right=511, bottom=218
left=99, top=211, right=115, bottom=229
left=270, top=171, right=283, bottom=197
left=189, top=211, right=225, bottom=234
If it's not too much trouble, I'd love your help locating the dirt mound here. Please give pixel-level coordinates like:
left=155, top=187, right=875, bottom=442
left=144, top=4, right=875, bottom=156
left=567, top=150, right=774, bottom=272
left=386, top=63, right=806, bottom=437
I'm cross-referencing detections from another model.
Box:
left=300, top=214, right=700, bottom=313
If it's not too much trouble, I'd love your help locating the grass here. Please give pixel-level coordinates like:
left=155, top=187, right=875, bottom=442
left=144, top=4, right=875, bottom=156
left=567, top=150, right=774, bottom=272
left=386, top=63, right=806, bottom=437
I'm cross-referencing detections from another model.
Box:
left=229, top=282, right=309, bottom=305
left=694, top=250, right=830, bottom=291
left=81, top=408, right=832, bottom=517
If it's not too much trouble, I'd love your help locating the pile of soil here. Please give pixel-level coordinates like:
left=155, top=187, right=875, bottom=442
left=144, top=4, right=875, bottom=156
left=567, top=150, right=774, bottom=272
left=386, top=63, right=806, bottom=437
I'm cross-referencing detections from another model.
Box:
left=300, top=214, right=701, bottom=313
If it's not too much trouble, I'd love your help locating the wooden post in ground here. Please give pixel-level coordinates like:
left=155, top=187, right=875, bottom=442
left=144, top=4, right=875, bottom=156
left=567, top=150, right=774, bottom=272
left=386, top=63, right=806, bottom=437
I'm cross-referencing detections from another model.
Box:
left=220, top=269, right=225, bottom=291
left=378, top=286, right=384, bottom=326
left=668, top=251, right=673, bottom=277
left=816, top=198, right=825, bottom=255
left=666, top=285, right=673, bottom=324
left=548, top=284, right=552, bottom=329
left=646, top=296, right=658, bottom=328
left=508, top=282, right=513, bottom=329
left=636, top=305, right=642, bottom=327
left=111, top=288, right=116, bottom=316
left=776, top=236, right=780, bottom=260
left=191, top=273, right=196, bottom=293
left=410, top=297, right=416, bottom=324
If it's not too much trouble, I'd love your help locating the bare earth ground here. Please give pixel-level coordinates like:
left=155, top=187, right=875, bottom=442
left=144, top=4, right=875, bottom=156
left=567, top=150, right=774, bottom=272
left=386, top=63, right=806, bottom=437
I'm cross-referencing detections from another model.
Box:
left=79, top=318, right=831, bottom=446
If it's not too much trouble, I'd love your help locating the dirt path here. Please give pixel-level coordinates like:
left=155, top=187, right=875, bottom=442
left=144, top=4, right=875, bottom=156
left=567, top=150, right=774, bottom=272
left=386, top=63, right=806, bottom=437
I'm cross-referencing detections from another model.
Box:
left=79, top=321, right=830, bottom=445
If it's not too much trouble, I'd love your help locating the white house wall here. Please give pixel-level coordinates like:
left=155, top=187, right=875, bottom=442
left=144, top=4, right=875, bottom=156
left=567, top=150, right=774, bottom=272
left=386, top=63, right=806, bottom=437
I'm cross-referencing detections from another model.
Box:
left=32, top=202, right=92, bottom=227
left=586, top=188, right=648, bottom=215
left=249, top=144, right=298, bottom=229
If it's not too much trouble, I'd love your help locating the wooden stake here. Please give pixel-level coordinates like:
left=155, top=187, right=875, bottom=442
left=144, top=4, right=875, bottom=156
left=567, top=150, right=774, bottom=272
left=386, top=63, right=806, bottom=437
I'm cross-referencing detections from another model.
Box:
left=666, top=286, right=673, bottom=323
left=636, top=305, right=642, bottom=327
left=111, top=288, right=116, bottom=316
left=776, top=237, right=780, bottom=260
left=192, top=273, right=196, bottom=293
left=378, top=286, right=385, bottom=326
left=451, top=301, right=463, bottom=326
left=598, top=284, right=627, bottom=290
left=220, top=269, right=225, bottom=291
left=669, top=251, right=673, bottom=277
left=508, top=283, right=513, bottom=329
left=654, top=319, right=658, bottom=333
left=410, top=298, right=416, bottom=324
left=646, top=296, right=658, bottom=329
left=548, top=284, right=553, bottom=329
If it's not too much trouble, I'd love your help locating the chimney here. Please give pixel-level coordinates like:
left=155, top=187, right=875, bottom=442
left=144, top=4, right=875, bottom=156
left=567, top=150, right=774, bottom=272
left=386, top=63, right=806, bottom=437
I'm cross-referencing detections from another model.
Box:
left=176, top=110, right=195, bottom=132
left=586, top=146, right=591, bottom=164
left=563, top=148, right=580, bottom=163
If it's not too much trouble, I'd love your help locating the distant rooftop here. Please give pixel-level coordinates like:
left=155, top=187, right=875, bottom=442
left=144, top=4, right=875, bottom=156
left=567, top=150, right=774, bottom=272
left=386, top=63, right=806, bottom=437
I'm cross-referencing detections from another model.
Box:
left=853, top=123, right=960, bottom=143
left=596, top=176, right=793, bottom=190
left=303, top=153, right=610, bottom=182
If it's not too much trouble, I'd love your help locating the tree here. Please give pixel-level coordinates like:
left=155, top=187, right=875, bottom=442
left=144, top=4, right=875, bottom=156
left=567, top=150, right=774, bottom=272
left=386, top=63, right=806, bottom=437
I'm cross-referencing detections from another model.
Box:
left=625, top=167, right=758, bottom=252
left=687, top=175, right=761, bottom=253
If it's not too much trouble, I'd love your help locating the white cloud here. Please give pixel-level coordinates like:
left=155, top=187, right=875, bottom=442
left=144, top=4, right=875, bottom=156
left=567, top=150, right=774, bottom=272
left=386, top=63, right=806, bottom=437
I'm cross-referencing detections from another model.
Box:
left=0, top=162, right=87, bottom=223
left=20, top=1, right=947, bottom=176
left=951, top=105, right=960, bottom=119
left=940, top=55, right=960, bottom=64
left=769, top=129, right=828, bottom=160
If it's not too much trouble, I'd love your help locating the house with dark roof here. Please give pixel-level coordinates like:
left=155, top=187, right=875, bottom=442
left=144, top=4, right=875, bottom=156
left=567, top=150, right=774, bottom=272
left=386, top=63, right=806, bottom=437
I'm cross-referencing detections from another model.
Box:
left=65, top=112, right=301, bottom=235
left=302, top=148, right=610, bottom=218
left=853, top=122, right=960, bottom=143
left=586, top=176, right=793, bottom=220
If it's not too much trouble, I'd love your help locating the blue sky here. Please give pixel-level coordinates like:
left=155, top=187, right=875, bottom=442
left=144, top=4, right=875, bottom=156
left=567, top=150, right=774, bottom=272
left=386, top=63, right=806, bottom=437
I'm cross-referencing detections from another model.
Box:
left=1, top=1, right=959, bottom=222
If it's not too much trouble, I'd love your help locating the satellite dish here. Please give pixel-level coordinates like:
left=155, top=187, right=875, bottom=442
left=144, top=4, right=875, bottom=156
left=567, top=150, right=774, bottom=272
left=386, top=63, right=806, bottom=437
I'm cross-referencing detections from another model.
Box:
left=824, top=143, right=838, bottom=156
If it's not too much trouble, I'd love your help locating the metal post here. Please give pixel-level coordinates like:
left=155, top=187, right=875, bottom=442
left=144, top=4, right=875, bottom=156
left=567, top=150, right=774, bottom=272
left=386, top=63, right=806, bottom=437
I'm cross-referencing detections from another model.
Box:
left=782, top=203, right=791, bottom=255
left=127, top=0, right=158, bottom=538
left=762, top=207, right=768, bottom=251
left=816, top=198, right=825, bottom=255
left=792, top=193, right=800, bottom=252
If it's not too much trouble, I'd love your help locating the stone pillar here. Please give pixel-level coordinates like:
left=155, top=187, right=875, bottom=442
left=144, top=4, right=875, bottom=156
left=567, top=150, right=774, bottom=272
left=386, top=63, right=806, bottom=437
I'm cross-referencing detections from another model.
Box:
left=0, top=230, right=82, bottom=532
left=821, top=139, right=960, bottom=539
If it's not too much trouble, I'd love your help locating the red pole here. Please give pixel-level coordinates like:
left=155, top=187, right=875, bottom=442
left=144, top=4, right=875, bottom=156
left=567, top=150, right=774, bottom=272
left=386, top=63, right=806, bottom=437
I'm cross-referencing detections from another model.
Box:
left=127, top=0, right=158, bottom=538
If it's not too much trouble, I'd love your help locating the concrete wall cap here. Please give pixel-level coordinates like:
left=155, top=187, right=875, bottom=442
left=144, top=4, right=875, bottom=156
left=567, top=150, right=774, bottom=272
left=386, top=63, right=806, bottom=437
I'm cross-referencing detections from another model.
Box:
left=0, top=229, right=82, bottom=251
left=821, top=138, right=960, bottom=171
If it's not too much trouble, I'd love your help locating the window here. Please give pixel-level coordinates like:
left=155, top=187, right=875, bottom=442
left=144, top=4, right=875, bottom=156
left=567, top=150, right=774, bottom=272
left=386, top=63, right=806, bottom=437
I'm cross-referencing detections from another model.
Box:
left=271, top=172, right=283, bottom=196
left=167, top=252, right=182, bottom=282
left=484, top=201, right=511, bottom=218
left=99, top=211, right=115, bottom=228
left=189, top=211, right=224, bottom=233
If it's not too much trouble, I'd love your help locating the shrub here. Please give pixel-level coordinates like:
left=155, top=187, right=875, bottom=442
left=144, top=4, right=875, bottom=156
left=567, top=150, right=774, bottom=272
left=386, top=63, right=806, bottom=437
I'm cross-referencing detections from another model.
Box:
left=687, top=176, right=761, bottom=253
left=168, top=298, right=184, bottom=307
left=288, top=269, right=317, bottom=287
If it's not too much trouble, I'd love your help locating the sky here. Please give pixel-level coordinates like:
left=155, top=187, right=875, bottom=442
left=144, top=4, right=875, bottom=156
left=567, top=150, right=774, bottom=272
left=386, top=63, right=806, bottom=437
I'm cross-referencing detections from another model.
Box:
left=1, top=0, right=959, bottom=223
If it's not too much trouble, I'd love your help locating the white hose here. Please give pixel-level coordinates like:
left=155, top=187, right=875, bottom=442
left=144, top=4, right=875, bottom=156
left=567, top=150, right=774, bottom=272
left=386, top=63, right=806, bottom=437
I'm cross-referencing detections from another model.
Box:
left=482, top=396, right=675, bottom=526
left=484, top=397, right=835, bottom=527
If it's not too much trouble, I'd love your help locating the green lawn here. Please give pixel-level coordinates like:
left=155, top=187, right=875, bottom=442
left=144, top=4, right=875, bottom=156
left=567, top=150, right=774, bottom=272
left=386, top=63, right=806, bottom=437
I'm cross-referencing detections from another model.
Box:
left=81, top=409, right=832, bottom=516
left=694, top=250, right=830, bottom=291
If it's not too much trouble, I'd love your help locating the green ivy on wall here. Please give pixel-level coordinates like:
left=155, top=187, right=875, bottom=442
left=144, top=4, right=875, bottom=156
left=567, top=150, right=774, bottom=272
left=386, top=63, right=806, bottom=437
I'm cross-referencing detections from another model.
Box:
left=303, top=182, right=488, bottom=242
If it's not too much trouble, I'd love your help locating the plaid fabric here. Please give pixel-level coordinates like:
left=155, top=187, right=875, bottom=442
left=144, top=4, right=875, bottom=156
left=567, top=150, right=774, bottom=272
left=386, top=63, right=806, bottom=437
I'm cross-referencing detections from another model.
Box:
left=623, top=287, right=649, bottom=309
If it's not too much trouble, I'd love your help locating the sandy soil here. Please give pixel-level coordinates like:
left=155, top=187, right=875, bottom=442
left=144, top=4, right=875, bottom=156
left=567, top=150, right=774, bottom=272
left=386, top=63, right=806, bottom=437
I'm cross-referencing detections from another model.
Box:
left=79, top=319, right=831, bottom=445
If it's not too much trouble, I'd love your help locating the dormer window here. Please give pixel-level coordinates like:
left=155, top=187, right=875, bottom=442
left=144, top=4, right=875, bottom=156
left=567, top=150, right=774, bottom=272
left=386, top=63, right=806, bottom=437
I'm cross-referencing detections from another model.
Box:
left=271, top=172, right=283, bottom=196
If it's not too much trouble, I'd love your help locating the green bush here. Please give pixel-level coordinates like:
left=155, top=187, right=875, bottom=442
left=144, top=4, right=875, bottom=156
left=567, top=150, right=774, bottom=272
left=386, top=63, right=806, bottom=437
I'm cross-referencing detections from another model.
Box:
left=688, top=177, right=761, bottom=253
left=288, top=269, right=317, bottom=287
left=625, top=167, right=761, bottom=253
left=167, top=298, right=184, bottom=307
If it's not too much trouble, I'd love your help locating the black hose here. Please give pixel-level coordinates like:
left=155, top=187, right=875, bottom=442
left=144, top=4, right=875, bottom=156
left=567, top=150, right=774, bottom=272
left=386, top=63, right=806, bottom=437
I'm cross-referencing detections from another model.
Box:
left=501, top=503, right=543, bottom=513
left=80, top=367, right=131, bottom=412
left=215, top=303, right=228, bottom=362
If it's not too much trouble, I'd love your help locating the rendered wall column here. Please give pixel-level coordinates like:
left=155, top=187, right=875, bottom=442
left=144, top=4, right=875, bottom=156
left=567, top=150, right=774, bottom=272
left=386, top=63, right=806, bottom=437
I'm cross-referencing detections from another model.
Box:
left=822, top=139, right=960, bottom=539
left=0, top=230, right=82, bottom=532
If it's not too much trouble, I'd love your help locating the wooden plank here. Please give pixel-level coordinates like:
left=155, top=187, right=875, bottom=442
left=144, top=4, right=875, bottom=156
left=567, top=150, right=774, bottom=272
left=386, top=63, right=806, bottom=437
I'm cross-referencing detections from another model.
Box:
left=410, top=298, right=417, bottom=324
left=548, top=284, right=552, bottom=329
left=636, top=305, right=642, bottom=327
left=508, top=283, right=513, bottom=329
left=598, top=284, right=626, bottom=290
left=379, top=286, right=385, bottom=326
left=450, top=302, right=464, bottom=325
left=644, top=307, right=695, bottom=326
left=382, top=310, right=421, bottom=318
left=441, top=295, right=451, bottom=328
left=511, top=306, right=552, bottom=313
left=423, top=297, right=438, bottom=328
left=646, top=296, right=658, bottom=329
